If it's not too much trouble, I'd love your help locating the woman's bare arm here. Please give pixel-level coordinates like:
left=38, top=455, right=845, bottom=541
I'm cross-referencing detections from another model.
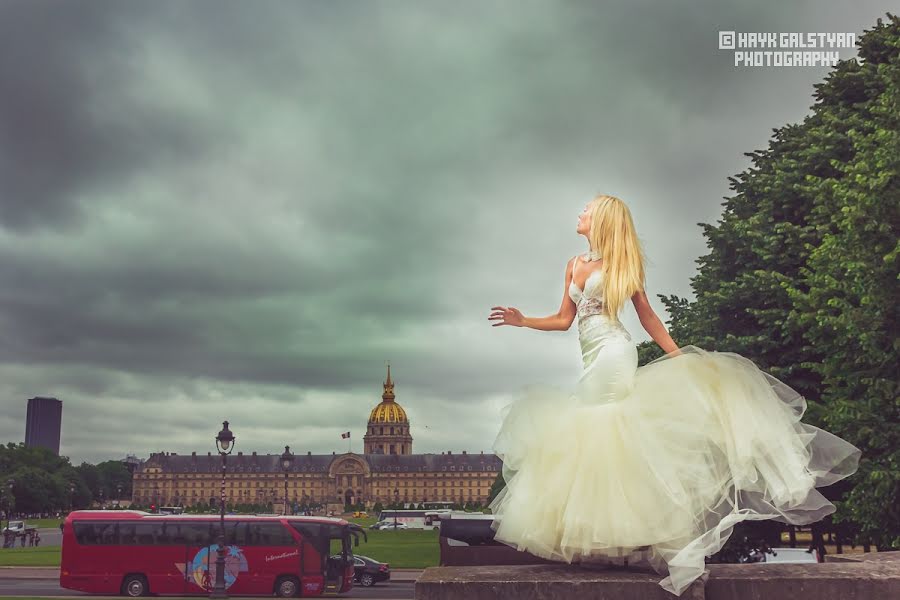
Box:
left=490, top=257, right=576, bottom=331
left=631, top=289, right=680, bottom=354
left=522, top=257, right=576, bottom=331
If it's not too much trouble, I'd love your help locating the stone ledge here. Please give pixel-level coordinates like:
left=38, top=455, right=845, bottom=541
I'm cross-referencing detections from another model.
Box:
left=824, top=550, right=897, bottom=563
left=706, top=558, right=900, bottom=599
left=415, top=563, right=706, bottom=600
left=415, top=552, right=900, bottom=600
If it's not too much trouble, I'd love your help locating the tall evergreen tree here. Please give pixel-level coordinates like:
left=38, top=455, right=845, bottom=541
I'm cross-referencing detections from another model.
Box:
left=648, top=13, right=899, bottom=549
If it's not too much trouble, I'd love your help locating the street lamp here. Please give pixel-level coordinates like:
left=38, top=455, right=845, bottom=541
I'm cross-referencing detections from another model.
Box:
left=68, top=482, right=76, bottom=512
left=211, top=420, right=235, bottom=600
left=4, top=478, right=14, bottom=539
left=280, top=446, right=294, bottom=516
left=116, top=484, right=123, bottom=507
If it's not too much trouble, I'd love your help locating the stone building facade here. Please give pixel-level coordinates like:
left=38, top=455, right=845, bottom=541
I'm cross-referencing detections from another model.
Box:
left=132, top=366, right=502, bottom=508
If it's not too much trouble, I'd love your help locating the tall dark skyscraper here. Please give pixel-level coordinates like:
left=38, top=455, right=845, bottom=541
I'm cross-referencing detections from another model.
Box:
left=25, top=396, right=62, bottom=455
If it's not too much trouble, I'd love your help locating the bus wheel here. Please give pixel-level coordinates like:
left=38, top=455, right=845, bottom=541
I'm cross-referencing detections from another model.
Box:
left=360, top=573, right=376, bottom=587
left=121, top=574, right=149, bottom=597
left=274, top=575, right=300, bottom=598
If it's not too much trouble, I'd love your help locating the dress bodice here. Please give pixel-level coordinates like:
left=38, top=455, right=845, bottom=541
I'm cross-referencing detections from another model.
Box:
left=568, top=258, right=607, bottom=321
left=569, top=255, right=633, bottom=364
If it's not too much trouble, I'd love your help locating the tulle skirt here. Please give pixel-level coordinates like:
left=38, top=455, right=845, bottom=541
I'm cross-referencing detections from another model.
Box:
left=487, top=343, right=861, bottom=596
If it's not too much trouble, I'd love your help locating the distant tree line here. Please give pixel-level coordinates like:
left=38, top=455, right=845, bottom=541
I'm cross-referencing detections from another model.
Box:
left=0, top=442, right=132, bottom=515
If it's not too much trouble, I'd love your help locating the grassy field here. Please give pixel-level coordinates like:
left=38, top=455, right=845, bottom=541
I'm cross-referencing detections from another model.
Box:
left=331, top=525, right=439, bottom=568
left=0, top=546, right=60, bottom=566
left=4, top=518, right=64, bottom=529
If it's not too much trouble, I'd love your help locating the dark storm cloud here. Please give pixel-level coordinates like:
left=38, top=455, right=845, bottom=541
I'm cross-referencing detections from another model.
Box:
left=0, top=0, right=891, bottom=462
left=0, top=0, right=226, bottom=231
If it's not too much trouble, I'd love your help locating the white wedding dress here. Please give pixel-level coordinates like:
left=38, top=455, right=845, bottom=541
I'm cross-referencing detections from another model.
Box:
left=487, top=255, right=862, bottom=596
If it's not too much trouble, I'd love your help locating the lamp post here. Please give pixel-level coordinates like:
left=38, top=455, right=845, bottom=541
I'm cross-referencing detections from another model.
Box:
left=68, top=482, right=76, bottom=512
left=211, top=421, right=234, bottom=600
left=280, top=446, right=294, bottom=516
left=116, top=484, right=123, bottom=507
left=4, top=478, right=14, bottom=540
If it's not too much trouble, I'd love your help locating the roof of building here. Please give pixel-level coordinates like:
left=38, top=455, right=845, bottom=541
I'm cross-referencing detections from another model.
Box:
left=137, top=450, right=501, bottom=474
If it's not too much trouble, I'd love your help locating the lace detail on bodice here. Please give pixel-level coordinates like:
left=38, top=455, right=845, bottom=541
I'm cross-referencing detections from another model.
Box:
left=577, top=295, right=606, bottom=320
left=569, top=262, right=606, bottom=320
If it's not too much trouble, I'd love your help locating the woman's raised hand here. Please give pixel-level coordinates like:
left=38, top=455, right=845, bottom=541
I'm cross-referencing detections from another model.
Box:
left=489, top=306, right=525, bottom=327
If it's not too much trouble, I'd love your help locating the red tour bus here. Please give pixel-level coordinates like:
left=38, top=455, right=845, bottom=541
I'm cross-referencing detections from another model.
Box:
left=60, top=510, right=367, bottom=597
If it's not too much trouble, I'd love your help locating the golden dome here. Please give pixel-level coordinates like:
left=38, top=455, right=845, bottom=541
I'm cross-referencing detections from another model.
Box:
left=368, top=364, right=409, bottom=423
left=369, top=401, right=408, bottom=423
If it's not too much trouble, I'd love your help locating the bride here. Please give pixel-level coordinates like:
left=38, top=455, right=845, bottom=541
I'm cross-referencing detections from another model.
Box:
left=486, top=194, right=862, bottom=596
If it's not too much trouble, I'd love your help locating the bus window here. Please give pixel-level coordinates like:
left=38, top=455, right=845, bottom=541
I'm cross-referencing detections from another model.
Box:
left=254, top=523, right=294, bottom=546
left=226, top=520, right=250, bottom=546
left=119, top=522, right=137, bottom=545
left=134, top=522, right=155, bottom=545
left=181, top=522, right=212, bottom=546
left=73, top=522, right=98, bottom=545
left=98, top=522, right=118, bottom=545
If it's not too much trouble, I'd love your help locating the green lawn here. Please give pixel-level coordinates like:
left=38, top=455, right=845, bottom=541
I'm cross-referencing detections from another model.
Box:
left=331, top=526, right=439, bottom=568
left=0, top=546, right=60, bottom=566
left=4, top=518, right=63, bottom=529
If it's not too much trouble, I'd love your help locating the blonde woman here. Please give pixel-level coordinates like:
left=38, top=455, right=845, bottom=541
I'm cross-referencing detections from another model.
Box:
left=486, top=194, right=861, bottom=596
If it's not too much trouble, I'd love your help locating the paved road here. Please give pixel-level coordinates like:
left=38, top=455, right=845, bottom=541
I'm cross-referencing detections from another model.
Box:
left=39, top=528, right=63, bottom=546
left=3, top=527, right=62, bottom=547
left=0, top=577, right=416, bottom=598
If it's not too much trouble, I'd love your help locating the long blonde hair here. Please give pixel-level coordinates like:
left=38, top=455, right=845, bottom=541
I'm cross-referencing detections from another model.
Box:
left=586, top=194, right=648, bottom=319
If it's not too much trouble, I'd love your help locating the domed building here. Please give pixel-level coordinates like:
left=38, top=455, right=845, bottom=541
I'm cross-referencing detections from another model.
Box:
left=132, top=364, right=501, bottom=510
left=364, top=365, right=413, bottom=455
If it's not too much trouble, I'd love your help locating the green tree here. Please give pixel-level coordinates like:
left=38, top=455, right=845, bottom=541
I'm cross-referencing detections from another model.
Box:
left=486, top=471, right=505, bottom=508
left=784, top=15, right=900, bottom=549
left=652, top=14, right=899, bottom=549
left=96, top=460, right=133, bottom=501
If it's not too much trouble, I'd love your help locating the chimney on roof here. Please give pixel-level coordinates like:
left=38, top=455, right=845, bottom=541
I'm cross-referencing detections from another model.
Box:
left=307, top=451, right=311, bottom=455
left=462, top=450, right=467, bottom=454
left=207, top=452, right=211, bottom=456
left=332, top=451, right=336, bottom=455
left=237, top=451, right=243, bottom=456
left=191, top=452, right=196, bottom=458
left=480, top=450, right=484, bottom=454
left=448, top=450, right=452, bottom=454
left=252, top=451, right=257, bottom=457
left=171, top=452, right=177, bottom=456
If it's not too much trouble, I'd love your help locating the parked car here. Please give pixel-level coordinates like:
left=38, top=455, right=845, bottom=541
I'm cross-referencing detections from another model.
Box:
left=2, top=521, right=36, bottom=536
left=760, top=547, right=819, bottom=563
left=331, top=554, right=390, bottom=587
left=378, top=522, right=408, bottom=530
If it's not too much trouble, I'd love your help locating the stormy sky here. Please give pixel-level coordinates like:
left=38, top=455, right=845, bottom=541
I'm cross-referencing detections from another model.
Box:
left=0, top=0, right=889, bottom=464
